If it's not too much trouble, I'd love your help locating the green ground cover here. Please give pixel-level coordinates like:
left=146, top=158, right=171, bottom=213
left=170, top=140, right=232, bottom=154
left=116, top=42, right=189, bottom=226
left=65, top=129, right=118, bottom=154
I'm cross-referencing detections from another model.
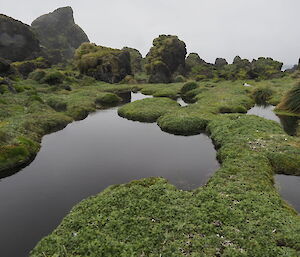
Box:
left=1, top=72, right=299, bottom=256
left=28, top=76, right=300, bottom=256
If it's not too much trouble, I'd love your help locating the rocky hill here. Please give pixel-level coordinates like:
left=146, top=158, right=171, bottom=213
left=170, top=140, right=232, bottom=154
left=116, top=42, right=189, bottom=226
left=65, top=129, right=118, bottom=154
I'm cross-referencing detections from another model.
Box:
left=31, top=6, right=89, bottom=63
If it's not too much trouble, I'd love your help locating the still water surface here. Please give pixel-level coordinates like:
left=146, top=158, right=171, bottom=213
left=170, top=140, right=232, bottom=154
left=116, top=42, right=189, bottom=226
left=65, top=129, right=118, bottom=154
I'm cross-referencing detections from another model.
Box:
left=0, top=93, right=219, bottom=257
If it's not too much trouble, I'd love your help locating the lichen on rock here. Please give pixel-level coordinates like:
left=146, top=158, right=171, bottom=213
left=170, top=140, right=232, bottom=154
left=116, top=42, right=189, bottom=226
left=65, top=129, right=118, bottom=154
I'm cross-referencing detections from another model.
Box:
left=145, top=35, right=187, bottom=83
left=74, top=43, right=131, bottom=83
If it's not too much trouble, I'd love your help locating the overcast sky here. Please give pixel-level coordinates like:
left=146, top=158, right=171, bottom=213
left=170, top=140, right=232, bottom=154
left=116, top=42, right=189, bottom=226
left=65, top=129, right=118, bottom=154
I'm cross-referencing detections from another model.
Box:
left=1, top=0, right=299, bottom=65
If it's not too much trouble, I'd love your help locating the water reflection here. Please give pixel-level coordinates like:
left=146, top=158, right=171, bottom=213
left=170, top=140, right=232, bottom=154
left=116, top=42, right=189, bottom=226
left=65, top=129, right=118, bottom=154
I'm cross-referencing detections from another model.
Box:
left=0, top=92, right=219, bottom=257
left=247, top=105, right=299, bottom=136
left=275, top=175, right=300, bottom=212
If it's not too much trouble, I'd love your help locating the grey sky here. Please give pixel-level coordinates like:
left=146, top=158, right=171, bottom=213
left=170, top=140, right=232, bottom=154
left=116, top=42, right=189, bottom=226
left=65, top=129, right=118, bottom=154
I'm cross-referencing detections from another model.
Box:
left=1, top=0, right=299, bottom=65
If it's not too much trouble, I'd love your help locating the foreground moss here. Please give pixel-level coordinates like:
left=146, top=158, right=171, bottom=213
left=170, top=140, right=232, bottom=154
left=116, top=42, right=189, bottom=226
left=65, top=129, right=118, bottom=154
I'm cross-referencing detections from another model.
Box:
left=30, top=115, right=300, bottom=256
left=118, top=97, right=180, bottom=122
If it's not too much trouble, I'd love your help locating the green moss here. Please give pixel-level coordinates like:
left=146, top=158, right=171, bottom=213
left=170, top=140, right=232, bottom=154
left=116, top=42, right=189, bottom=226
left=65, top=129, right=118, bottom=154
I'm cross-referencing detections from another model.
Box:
left=42, top=71, right=65, bottom=85
left=158, top=110, right=211, bottom=135
left=118, top=97, right=180, bottom=122
left=47, top=97, right=67, bottom=111
left=277, top=81, right=300, bottom=114
left=30, top=114, right=300, bottom=256
left=180, top=81, right=199, bottom=94
left=251, top=87, right=274, bottom=104
left=95, top=93, right=121, bottom=106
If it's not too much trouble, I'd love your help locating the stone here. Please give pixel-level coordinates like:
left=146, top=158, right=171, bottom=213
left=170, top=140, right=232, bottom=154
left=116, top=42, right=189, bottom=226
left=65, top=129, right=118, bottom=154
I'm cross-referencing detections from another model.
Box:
left=0, top=15, right=41, bottom=62
left=74, top=43, right=131, bottom=83
left=145, top=35, right=187, bottom=83
left=215, top=58, right=228, bottom=67
left=31, top=6, right=89, bottom=63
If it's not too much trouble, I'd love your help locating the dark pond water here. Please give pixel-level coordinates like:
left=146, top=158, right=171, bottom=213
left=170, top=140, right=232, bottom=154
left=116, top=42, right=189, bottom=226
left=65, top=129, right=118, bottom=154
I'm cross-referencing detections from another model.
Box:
left=275, top=175, right=300, bottom=212
left=247, top=105, right=300, bottom=213
left=0, top=93, right=219, bottom=257
left=247, top=105, right=300, bottom=136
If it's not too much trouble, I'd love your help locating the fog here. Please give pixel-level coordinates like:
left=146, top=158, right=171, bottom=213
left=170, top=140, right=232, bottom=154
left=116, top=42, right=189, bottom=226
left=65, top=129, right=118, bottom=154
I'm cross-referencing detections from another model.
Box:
left=1, top=0, right=299, bottom=65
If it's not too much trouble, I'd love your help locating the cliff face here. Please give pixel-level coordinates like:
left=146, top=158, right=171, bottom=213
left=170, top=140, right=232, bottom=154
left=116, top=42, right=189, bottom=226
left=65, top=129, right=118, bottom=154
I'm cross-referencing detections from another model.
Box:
left=0, top=14, right=41, bottom=62
left=31, top=6, right=89, bottom=63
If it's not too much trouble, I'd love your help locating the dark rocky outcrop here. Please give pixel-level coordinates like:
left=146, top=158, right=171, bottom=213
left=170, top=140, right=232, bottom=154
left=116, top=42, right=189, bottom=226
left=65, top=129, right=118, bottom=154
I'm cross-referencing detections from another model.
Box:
left=250, top=57, right=283, bottom=79
left=12, top=57, right=49, bottom=78
left=31, top=6, right=89, bottom=63
left=0, top=15, right=41, bottom=62
left=145, top=35, right=187, bottom=83
left=215, top=58, right=228, bottom=67
left=0, top=58, right=13, bottom=77
left=122, top=47, right=144, bottom=74
left=74, top=43, right=131, bottom=83
left=186, top=53, right=207, bottom=69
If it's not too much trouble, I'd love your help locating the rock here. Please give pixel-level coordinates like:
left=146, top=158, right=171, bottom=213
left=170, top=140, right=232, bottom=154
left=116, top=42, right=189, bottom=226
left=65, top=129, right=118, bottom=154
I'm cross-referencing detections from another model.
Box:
left=250, top=57, right=283, bottom=79
left=145, top=35, right=187, bottom=83
left=74, top=43, right=131, bottom=83
left=122, top=47, right=144, bottom=74
left=0, top=77, right=16, bottom=93
left=12, top=57, right=49, bottom=78
left=186, top=53, right=207, bottom=68
left=215, top=58, right=228, bottom=67
left=0, top=14, right=41, bottom=62
left=233, top=56, right=242, bottom=64
left=185, top=53, right=211, bottom=79
left=31, top=6, right=89, bottom=63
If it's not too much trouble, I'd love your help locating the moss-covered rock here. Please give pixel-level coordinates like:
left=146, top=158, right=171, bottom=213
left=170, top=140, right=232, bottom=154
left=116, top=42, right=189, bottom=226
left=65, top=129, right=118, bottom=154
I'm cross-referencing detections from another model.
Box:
left=31, top=6, right=89, bottom=64
left=122, top=47, right=144, bottom=74
left=75, top=43, right=131, bottom=83
left=185, top=53, right=206, bottom=71
left=0, top=15, right=41, bottom=62
left=215, top=58, right=228, bottom=67
left=12, top=57, right=49, bottom=78
left=145, top=35, right=187, bottom=83
left=250, top=57, right=283, bottom=80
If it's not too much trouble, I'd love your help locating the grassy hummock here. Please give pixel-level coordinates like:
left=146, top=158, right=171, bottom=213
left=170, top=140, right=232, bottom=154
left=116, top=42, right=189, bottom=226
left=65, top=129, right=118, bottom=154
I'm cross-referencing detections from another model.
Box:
left=118, top=97, right=180, bottom=122
left=30, top=114, right=300, bottom=256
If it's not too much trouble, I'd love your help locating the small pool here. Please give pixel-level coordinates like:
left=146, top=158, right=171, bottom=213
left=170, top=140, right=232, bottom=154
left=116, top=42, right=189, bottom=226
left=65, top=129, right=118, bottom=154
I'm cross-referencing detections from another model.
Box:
left=0, top=92, right=219, bottom=257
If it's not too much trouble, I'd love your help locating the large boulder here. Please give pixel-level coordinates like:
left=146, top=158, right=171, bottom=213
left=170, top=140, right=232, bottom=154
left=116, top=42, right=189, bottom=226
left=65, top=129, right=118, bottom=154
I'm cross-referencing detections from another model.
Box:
left=145, top=35, right=187, bottom=83
left=122, top=47, right=144, bottom=74
left=250, top=57, right=283, bottom=79
left=0, top=14, right=41, bottom=62
left=31, top=6, right=89, bottom=63
left=74, top=43, right=131, bottom=83
left=215, top=58, right=228, bottom=67
left=185, top=53, right=207, bottom=73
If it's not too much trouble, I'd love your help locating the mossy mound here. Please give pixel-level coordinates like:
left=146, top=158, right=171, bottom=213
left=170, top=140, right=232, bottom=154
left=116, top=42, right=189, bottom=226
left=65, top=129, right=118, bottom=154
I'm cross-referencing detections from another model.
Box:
left=95, top=93, right=121, bottom=106
left=145, top=35, right=187, bottom=83
left=74, top=43, right=131, bottom=83
left=277, top=82, right=300, bottom=114
left=118, top=97, right=180, bottom=122
left=158, top=111, right=211, bottom=135
left=251, top=87, right=274, bottom=104
left=12, top=57, right=49, bottom=78
left=30, top=115, right=300, bottom=257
